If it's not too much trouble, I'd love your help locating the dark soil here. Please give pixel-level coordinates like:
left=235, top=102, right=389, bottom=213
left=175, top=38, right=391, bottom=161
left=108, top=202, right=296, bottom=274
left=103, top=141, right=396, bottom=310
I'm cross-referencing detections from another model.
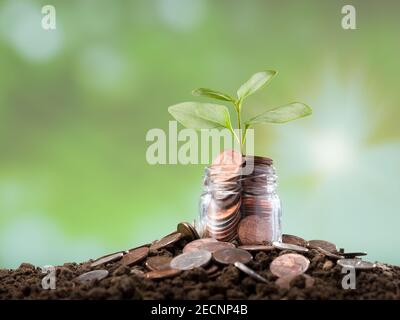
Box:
left=1, top=237, right=399, bottom=300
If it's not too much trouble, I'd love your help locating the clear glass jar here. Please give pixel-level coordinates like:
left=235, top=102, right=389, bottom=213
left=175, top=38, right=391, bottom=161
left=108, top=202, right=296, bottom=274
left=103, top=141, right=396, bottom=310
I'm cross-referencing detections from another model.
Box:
left=197, top=155, right=282, bottom=244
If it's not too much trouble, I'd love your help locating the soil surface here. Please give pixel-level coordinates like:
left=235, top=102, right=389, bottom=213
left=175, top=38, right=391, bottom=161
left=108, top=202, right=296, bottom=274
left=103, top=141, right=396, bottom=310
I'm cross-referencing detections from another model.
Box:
left=1, top=237, right=399, bottom=300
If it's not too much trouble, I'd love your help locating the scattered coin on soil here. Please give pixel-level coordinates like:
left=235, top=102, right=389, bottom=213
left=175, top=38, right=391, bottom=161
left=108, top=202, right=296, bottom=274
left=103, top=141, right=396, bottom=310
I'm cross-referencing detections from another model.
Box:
left=150, top=232, right=183, bottom=251
left=316, top=247, right=343, bottom=260
left=144, top=269, right=181, bottom=280
left=197, top=241, right=236, bottom=253
left=90, top=252, right=124, bottom=268
left=282, top=234, right=308, bottom=247
left=170, top=250, right=212, bottom=270
left=270, top=253, right=310, bottom=278
left=337, top=259, right=376, bottom=270
left=272, top=241, right=309, bottom=253
left=145, top=256, right=173, bottom=271
left=183, top=238, right=218, bottom=253
left=307, top=240, right=337, bottom=253
left=76, top=270, right=109, bottom=284
left=120, top=246, right=149, bottom=267
left=341, top=252, right=367, bottom=258
left=238, top=245, right=274, bottom=252
left=234, top=261, right=268, bottom=283
left=213, top=248, right=253, bottom=265
left=177, top=222, right=199, bottom=241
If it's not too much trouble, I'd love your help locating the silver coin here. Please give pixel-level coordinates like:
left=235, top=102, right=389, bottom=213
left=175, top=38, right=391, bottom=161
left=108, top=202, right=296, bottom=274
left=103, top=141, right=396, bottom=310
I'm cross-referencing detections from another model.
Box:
left=272, top=241, right=309, bottom=253
left=170, top=250, right=212, bottom=270
left=76, top=270, right=109, bottom=284
left=337, top=259, right=376, bottom=270
left=234, top=261, right=268, bottom=283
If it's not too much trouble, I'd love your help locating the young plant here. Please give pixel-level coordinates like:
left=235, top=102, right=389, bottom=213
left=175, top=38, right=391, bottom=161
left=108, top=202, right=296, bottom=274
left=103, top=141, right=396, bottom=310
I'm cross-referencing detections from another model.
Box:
left=168, top=70, right=312, bottom=153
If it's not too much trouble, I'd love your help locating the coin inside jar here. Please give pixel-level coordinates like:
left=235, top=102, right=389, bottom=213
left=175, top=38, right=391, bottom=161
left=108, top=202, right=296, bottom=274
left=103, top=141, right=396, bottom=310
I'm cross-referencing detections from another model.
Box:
left=213, top=248, right=253, bottom=265
left=238, top=215, right=271, bottom=245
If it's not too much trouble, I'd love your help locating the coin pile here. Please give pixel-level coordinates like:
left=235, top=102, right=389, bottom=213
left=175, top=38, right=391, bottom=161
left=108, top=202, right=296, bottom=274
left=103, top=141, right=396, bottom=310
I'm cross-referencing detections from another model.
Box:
left=238, top=156, right=281, bottom=244
left=201, top=149, right=243, bottom=242
left=76, top=227, right=376, bottom=287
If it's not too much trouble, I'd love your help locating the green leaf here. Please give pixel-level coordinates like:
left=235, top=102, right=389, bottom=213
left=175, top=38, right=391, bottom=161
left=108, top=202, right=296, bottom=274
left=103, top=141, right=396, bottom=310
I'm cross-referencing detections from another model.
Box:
left=237, top=70, right=277, bottom=100
left=246, top=102, right=312, bottom=126
left=192, top=88, right=234, bottom=102
left=168, top=102, right=232, bottom=130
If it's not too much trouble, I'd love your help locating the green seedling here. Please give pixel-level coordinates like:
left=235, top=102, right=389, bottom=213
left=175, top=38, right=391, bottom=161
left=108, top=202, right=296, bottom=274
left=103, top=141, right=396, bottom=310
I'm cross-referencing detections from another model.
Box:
left=168, top=70, right=312, bottom=153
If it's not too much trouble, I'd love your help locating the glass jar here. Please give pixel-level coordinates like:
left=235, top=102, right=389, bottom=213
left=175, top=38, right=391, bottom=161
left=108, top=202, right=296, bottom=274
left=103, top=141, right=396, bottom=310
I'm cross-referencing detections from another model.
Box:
left=197, top=155, right=282, bottom=244
left=240, top=156, right=282, bottom=243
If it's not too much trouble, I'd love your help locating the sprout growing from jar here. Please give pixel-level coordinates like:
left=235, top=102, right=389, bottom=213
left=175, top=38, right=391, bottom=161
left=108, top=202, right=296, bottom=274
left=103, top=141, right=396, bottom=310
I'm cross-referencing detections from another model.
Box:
left=168, top=70, right=312, bottom=153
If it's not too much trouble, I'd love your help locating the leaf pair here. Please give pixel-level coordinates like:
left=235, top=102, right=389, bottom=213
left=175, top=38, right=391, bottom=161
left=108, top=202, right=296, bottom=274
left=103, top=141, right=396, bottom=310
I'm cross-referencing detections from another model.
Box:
left=192, top=70, right=277, bottom=104
left=168, top=70, right=312, bottom=151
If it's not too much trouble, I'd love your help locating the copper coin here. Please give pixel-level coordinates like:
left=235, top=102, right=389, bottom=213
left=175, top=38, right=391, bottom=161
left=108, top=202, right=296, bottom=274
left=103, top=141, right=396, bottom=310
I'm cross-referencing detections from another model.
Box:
left=211, top=149, right=243, bottom=168
left=270, top=253, right=310, bottom=278
left=317, top=247, right=343, bottom=260
left=196, top=241, right=236, bottom=253
left=183, top=238, right=218, bottom=253
left=144, top=269, right=181, bottom=280
left=245, top=155, right=273, bottom=166
left=275, top=274, right=315, bottom=289
left=170, top=250, right=212, bottom=270
left=213, top=248, right=253, bottom=265
left=120, top=246, right=149, bottom=266
left=238, top=245, right=274, bottom=252
left=90, top=252, right=124, bottom=268
left=238, top=215, right=271, bottom=245
left=282, top=234, right=308, bottom=247
left=150, top=232, right=182, bottom=251
left=177, top=222, right=199, bottom=240
left=337, top=259, right=376, bottom=270
left=145, top=256, right=173, bottom=271
left=76, top=270, right=109, bottom=284
left=307, top=240, right=337, bottom=253
left=272, top=241, right=309, bottom=253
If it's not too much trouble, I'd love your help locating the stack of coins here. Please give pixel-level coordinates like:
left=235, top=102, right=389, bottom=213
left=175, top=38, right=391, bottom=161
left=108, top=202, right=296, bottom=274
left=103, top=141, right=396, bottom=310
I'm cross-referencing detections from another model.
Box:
left=238, top=156, right=282, bottom=243
left=200, top=150, right=243, bottom=242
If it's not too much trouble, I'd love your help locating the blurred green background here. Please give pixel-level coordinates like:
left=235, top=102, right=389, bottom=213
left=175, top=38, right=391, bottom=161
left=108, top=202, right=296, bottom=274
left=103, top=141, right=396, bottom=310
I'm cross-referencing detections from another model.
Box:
left=0, top=0, right=399, bottom=268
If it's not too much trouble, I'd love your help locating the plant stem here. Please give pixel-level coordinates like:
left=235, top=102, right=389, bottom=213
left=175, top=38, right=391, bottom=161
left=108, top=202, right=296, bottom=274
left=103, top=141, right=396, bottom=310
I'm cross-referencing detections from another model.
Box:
left=235, top=100, right=244, bottom=154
